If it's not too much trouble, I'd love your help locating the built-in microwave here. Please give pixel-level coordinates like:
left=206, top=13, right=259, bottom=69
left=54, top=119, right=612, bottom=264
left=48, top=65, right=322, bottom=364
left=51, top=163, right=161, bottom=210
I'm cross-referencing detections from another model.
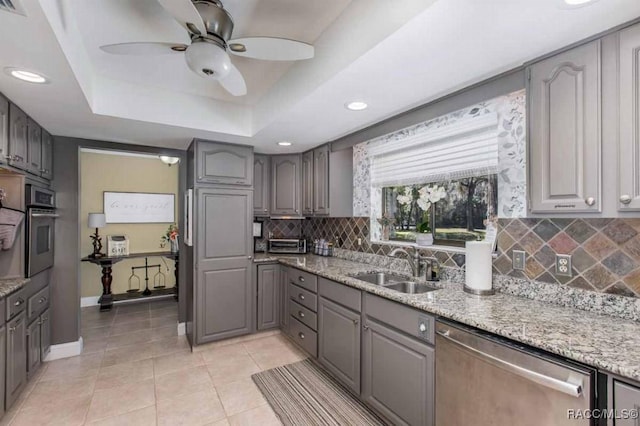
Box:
left=25, top=185, right=58, bottom=277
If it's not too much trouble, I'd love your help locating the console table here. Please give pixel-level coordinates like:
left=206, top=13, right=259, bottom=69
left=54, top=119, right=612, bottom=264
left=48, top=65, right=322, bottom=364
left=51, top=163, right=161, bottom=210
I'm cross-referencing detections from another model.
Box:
left=81, top=251, right=179, bottom=311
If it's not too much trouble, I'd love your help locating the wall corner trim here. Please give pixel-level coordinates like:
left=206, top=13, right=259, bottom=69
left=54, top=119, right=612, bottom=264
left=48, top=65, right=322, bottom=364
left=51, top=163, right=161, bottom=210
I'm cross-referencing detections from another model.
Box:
left=44, top=337, right=84, bottom=361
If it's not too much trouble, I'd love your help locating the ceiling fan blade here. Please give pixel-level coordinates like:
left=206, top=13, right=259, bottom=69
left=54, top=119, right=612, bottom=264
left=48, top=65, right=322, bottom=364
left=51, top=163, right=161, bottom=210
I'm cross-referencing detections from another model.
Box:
left=227, top=37, right=314, bottom=61
left=100, top=42, right=187, bottom=55
left=157, top=0, right=207, bottom=36
left=218, top=63, right=247, bottom=97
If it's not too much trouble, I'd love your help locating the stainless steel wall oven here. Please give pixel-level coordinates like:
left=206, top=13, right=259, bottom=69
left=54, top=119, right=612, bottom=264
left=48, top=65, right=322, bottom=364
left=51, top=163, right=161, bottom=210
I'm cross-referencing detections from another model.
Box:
left=25, top=185, right=57, bottom=277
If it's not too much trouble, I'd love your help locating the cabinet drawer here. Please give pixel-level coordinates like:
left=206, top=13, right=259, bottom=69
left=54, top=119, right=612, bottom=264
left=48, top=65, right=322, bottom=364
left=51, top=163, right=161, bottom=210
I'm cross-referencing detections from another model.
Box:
left=6, top=289, right=26, bottom=321
left=289, top=300, right=317, bottom=331
left=28, top=285, right=49, bottom=320
left=364, top=293, right=434, bottom=345
left=289, top=283, right=317, bottom=312
left=289, top=317, right=317, bottom=358
left=289, top=268, right=317, bottom=293
left=319, top=277, right=361, bottom=312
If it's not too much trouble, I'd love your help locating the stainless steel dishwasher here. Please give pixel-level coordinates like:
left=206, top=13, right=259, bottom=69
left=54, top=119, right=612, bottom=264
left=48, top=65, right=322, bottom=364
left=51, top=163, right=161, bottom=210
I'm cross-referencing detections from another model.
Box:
left=435, top=319, right=597, bottom=426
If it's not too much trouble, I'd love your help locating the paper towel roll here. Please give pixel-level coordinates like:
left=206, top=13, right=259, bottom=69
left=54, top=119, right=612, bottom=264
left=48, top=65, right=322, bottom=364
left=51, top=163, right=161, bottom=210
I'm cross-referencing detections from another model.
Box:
left=465, top=241, right=493, bottom=292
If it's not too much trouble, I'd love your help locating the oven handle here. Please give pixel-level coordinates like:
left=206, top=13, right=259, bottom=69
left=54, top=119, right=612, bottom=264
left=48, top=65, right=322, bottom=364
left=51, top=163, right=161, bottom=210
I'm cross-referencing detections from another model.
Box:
left=436, top=329, right=583, bottom=398
left=30, top=213, right=60, bottom=218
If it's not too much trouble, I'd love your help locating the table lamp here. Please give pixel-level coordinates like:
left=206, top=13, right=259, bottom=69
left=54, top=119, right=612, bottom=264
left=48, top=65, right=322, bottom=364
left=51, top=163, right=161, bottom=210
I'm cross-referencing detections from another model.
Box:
left=88, top=213, right=106, bottom=258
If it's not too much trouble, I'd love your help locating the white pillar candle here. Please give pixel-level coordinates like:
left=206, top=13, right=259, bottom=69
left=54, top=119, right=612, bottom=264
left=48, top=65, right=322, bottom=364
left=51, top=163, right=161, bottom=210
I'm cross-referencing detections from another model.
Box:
left=465, top=241, right=493, bottom=292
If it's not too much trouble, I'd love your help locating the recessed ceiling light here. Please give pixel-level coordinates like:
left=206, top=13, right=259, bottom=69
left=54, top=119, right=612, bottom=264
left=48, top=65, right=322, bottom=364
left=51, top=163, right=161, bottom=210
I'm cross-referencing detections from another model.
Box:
left=277, top=141, right=292, bottom=146
left=561, top=0, right=599, bottom=8
left=345, top=101, right=368, bottom=111
left=4, top=67, right=49, bottom=84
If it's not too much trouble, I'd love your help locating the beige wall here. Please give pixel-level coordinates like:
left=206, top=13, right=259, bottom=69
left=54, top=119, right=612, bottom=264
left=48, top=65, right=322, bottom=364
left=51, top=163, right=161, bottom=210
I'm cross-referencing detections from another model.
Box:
left=80, top=151, right=179, bottom=298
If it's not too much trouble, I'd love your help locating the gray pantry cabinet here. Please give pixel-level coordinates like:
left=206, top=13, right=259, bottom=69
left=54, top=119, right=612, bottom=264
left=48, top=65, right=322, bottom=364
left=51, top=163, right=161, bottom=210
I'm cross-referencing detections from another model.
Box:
left=26, top=117, right=41, bottom=176
left=40, top=129, right=53, bottom=180
left=8, top=103, right=28, bottom=170
left=256, top=263, right=279, bottom=330
left=271, top=154, right=302, bottom=216
left=618, top=23, right=640, bottom=211
left=0, top=94, right=8, bottom=164
left=253, top=154, right=270, bottom=216
left=195, top=187, right=254, bottom=344
left=527, top=40, right=602, bottom=214
left=195, top=140, right=253, bottom=186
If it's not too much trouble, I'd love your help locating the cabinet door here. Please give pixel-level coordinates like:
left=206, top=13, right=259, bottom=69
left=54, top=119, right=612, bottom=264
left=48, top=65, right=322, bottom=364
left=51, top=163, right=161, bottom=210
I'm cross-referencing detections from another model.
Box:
left=27, top=318, right=41, bottom=376
left=271, top=155, right=301, bottom=215
left=40, top=129, right=53, bottom=180
left=8, top=103, right=28, bottom=169
left=302, top=151, right=314, bottom=216
left=279, top=266, right=290, bottom=334
left=196, top=188, right=253, bottom=344
left=613, top=380, right=640, bottom=426
left=313, top=145, right=330, bottom=215
left=6, top=312, right=26, bottom=410
left=257, top=264, right=279, bottom=330
left=196, top=141, right=253, bottom=185
left=318, top=297, right=361, bottom=394
left=619, top=24, right=640, bottom=211
left=528, top=40, right=601, bottom=213
left=253, top=155, right=270, bottom=216
left=362, top=318, right=434, bottom=426
left=0, top=94, right=8, bottom=165
left=40, top=308, right=51, bottom=360
left=0, top=325, right=5, bottom=417
left=27, top=117, right=42, bottom=175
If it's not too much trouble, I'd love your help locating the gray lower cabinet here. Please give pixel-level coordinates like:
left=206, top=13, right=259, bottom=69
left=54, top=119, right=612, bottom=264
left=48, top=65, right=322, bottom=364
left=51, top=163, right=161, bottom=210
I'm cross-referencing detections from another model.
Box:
left=6, top=311, right=26, bottom=410
left=26, top=118, right=41, bottom=175
left=0, top=325, right=5, bottom=416
left=8, top=103, right=28, bottom=170
left=612, top=380, right=640, bottom=426
left=528, top=40, right=601, bottom=213
left=196, top=187, right=253, bottom=344
left=253, top=155, right=270, bottom=216
left=618, top=23, right=640, bottom=211
left=271, top=154, right=301, bottom=216
left=318, top=296, right=361, bottom=394
left=26, top=319, right=40, bottom=376
left=40, top=308, right=51, bottom=361
left=279, top=266, right=289, bottom=334
left=195, top=140, right=253, bottom=186
left=0, top=94, right=8, bottom=165
left=40, top=129, right=53, bottom=180
left=257, top=264, right=279, bottom=330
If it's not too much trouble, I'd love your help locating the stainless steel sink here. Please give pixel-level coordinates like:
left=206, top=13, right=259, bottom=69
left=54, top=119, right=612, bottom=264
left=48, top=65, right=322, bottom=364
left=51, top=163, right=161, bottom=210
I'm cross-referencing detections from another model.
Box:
left=352, top=272, right=409, bottom=285
left=383, top=281, right=439, bottom=294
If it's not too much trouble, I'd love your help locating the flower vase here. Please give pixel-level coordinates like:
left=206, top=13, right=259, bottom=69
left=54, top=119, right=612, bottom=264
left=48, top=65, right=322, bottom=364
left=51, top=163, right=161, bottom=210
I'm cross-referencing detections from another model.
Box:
left=416, top=233, right=433, bottom=246
left=170, top=237, right=179, bottom=254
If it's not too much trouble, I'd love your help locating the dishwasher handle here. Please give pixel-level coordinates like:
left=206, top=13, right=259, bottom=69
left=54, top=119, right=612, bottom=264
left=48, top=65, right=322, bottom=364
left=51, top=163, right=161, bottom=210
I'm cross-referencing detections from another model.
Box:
left=436, top=329, right=583, bottom=398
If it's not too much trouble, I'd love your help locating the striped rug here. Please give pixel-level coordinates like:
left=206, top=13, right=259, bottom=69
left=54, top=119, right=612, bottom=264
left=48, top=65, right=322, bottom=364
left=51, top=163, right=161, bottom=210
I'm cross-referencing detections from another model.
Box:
left=251, top=359, right=388, bottom=426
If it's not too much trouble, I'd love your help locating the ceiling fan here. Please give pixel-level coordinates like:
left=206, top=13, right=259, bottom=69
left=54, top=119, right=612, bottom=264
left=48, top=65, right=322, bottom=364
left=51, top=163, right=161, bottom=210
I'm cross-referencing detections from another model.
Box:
left=99, top=0, right=315, bottom=96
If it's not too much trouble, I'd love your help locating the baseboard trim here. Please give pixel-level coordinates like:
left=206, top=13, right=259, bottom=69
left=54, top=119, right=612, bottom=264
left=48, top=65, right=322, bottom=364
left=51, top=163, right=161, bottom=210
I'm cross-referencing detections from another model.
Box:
left=177, top=322, right=186, bottom=336
left=81, top=296, right=100, bottom=307
left=44, top=337, right=84, bottom=361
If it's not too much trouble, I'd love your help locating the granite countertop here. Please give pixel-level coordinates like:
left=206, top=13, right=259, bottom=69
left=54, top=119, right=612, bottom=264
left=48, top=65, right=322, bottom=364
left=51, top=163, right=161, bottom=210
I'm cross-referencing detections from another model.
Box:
left=263, top=254, right=640, bottom=382
left=0, top=277, right=29, bottom=298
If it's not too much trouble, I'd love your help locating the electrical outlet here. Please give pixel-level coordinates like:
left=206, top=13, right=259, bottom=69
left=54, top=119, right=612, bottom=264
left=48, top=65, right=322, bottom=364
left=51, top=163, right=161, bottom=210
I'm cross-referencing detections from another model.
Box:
left=357, top=238, right=362, bottom=246
left=555, top=254, right=572, bottom=277
left=512, top=250, right=526, bottom=271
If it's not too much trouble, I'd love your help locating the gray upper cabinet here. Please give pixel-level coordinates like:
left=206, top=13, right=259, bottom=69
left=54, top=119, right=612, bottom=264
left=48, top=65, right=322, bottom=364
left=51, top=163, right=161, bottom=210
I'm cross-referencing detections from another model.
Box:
left=27, top=117, right=41, bottom=175
left=0, top=94, right=8, bottom=165
left=618, top=24, right=640, bottom=211
left=8, top=103, right=28, bottom=170
left=257, top=264, right=279, bottom=330
left=318, top=296, right=361, bottom=394
left=196, top=140, right=253, bottom=186
left=196, top=187, right=253, bottom=344
left=271, top=154, right=301, bottom=216
left=313, top=145, right=330, bottom=215
left=528, top=40, right=602, bottom=213
left=302, top=151, right=314, bottom=216
left=253, top=155, right=270, bottom=216
left=40, top=129, right=53, bottom=180
left=6, top=311, right=26, bottom=410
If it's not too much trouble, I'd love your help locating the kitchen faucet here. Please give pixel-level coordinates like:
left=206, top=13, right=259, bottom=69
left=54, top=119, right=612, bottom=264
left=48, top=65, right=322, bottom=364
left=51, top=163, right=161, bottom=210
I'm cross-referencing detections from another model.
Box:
left=389, top=247, right=422, bottom=277
left=389, top=246, right=440, bottom=281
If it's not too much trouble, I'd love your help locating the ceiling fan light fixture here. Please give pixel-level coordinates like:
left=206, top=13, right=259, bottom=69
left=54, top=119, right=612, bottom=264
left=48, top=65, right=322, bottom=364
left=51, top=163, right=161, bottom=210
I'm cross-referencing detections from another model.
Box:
left=229, top=43, right=246, bottom=53
left=345, top=101, right=368, bottom=111
left=185, top=39, right=231, bottom=80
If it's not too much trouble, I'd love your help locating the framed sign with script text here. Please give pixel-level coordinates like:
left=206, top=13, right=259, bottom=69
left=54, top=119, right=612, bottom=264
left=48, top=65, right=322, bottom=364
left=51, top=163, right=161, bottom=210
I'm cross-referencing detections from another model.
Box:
left=104, top=192, right=175, bottom=224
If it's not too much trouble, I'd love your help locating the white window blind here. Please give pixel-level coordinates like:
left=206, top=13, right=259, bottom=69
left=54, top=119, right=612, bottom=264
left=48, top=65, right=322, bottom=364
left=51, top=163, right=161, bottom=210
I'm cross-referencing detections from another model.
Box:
left=370, top=112, right=500, bottom=187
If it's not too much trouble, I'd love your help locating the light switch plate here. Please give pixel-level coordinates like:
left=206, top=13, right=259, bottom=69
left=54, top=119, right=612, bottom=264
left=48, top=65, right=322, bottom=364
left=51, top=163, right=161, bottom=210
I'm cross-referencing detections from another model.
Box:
left=555, top=254, right=572, bottom=277
left=512, top=250, right=526, bottom=271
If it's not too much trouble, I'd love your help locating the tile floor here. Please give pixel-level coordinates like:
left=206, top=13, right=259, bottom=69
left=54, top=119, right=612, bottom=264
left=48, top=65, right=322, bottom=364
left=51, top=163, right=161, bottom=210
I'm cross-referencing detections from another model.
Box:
left=1, top=299, right=306, bottom=425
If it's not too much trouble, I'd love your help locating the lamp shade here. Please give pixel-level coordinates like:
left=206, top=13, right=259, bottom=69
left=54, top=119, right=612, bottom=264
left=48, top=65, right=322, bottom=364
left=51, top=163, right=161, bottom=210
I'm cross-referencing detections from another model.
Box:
left=88, top=213, right=106, bottom=228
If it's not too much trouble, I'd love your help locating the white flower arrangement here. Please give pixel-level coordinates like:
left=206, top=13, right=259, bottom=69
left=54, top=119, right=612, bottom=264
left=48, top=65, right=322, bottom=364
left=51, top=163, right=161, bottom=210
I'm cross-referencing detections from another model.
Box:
left=417, top=184, right=446, bottom=212
left=396, top=186, right=414, bottom=206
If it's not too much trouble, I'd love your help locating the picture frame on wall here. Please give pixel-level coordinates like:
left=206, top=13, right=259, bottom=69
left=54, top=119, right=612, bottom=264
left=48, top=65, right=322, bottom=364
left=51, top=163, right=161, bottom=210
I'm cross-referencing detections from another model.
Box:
left=104, top=191, right=175, bottom=224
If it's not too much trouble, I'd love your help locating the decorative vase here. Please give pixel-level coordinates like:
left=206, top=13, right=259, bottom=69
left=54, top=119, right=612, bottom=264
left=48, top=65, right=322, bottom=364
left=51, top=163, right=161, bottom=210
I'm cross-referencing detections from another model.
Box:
left=416, top=233, right=434, bottom=246
left=170, top=237, right=179, bottom=253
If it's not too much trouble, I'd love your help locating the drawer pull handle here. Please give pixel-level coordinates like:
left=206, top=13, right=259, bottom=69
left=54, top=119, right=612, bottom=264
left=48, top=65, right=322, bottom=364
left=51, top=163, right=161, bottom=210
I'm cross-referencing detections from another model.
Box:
left=298, top=276, right=305, bottom=283
left=298, top=294, right=305, bottom=301
left=298, top=332, right=305, bottom=340
left=14, top=298, right=24, bottom=306
left=298, top=311, right=305, bottom=318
